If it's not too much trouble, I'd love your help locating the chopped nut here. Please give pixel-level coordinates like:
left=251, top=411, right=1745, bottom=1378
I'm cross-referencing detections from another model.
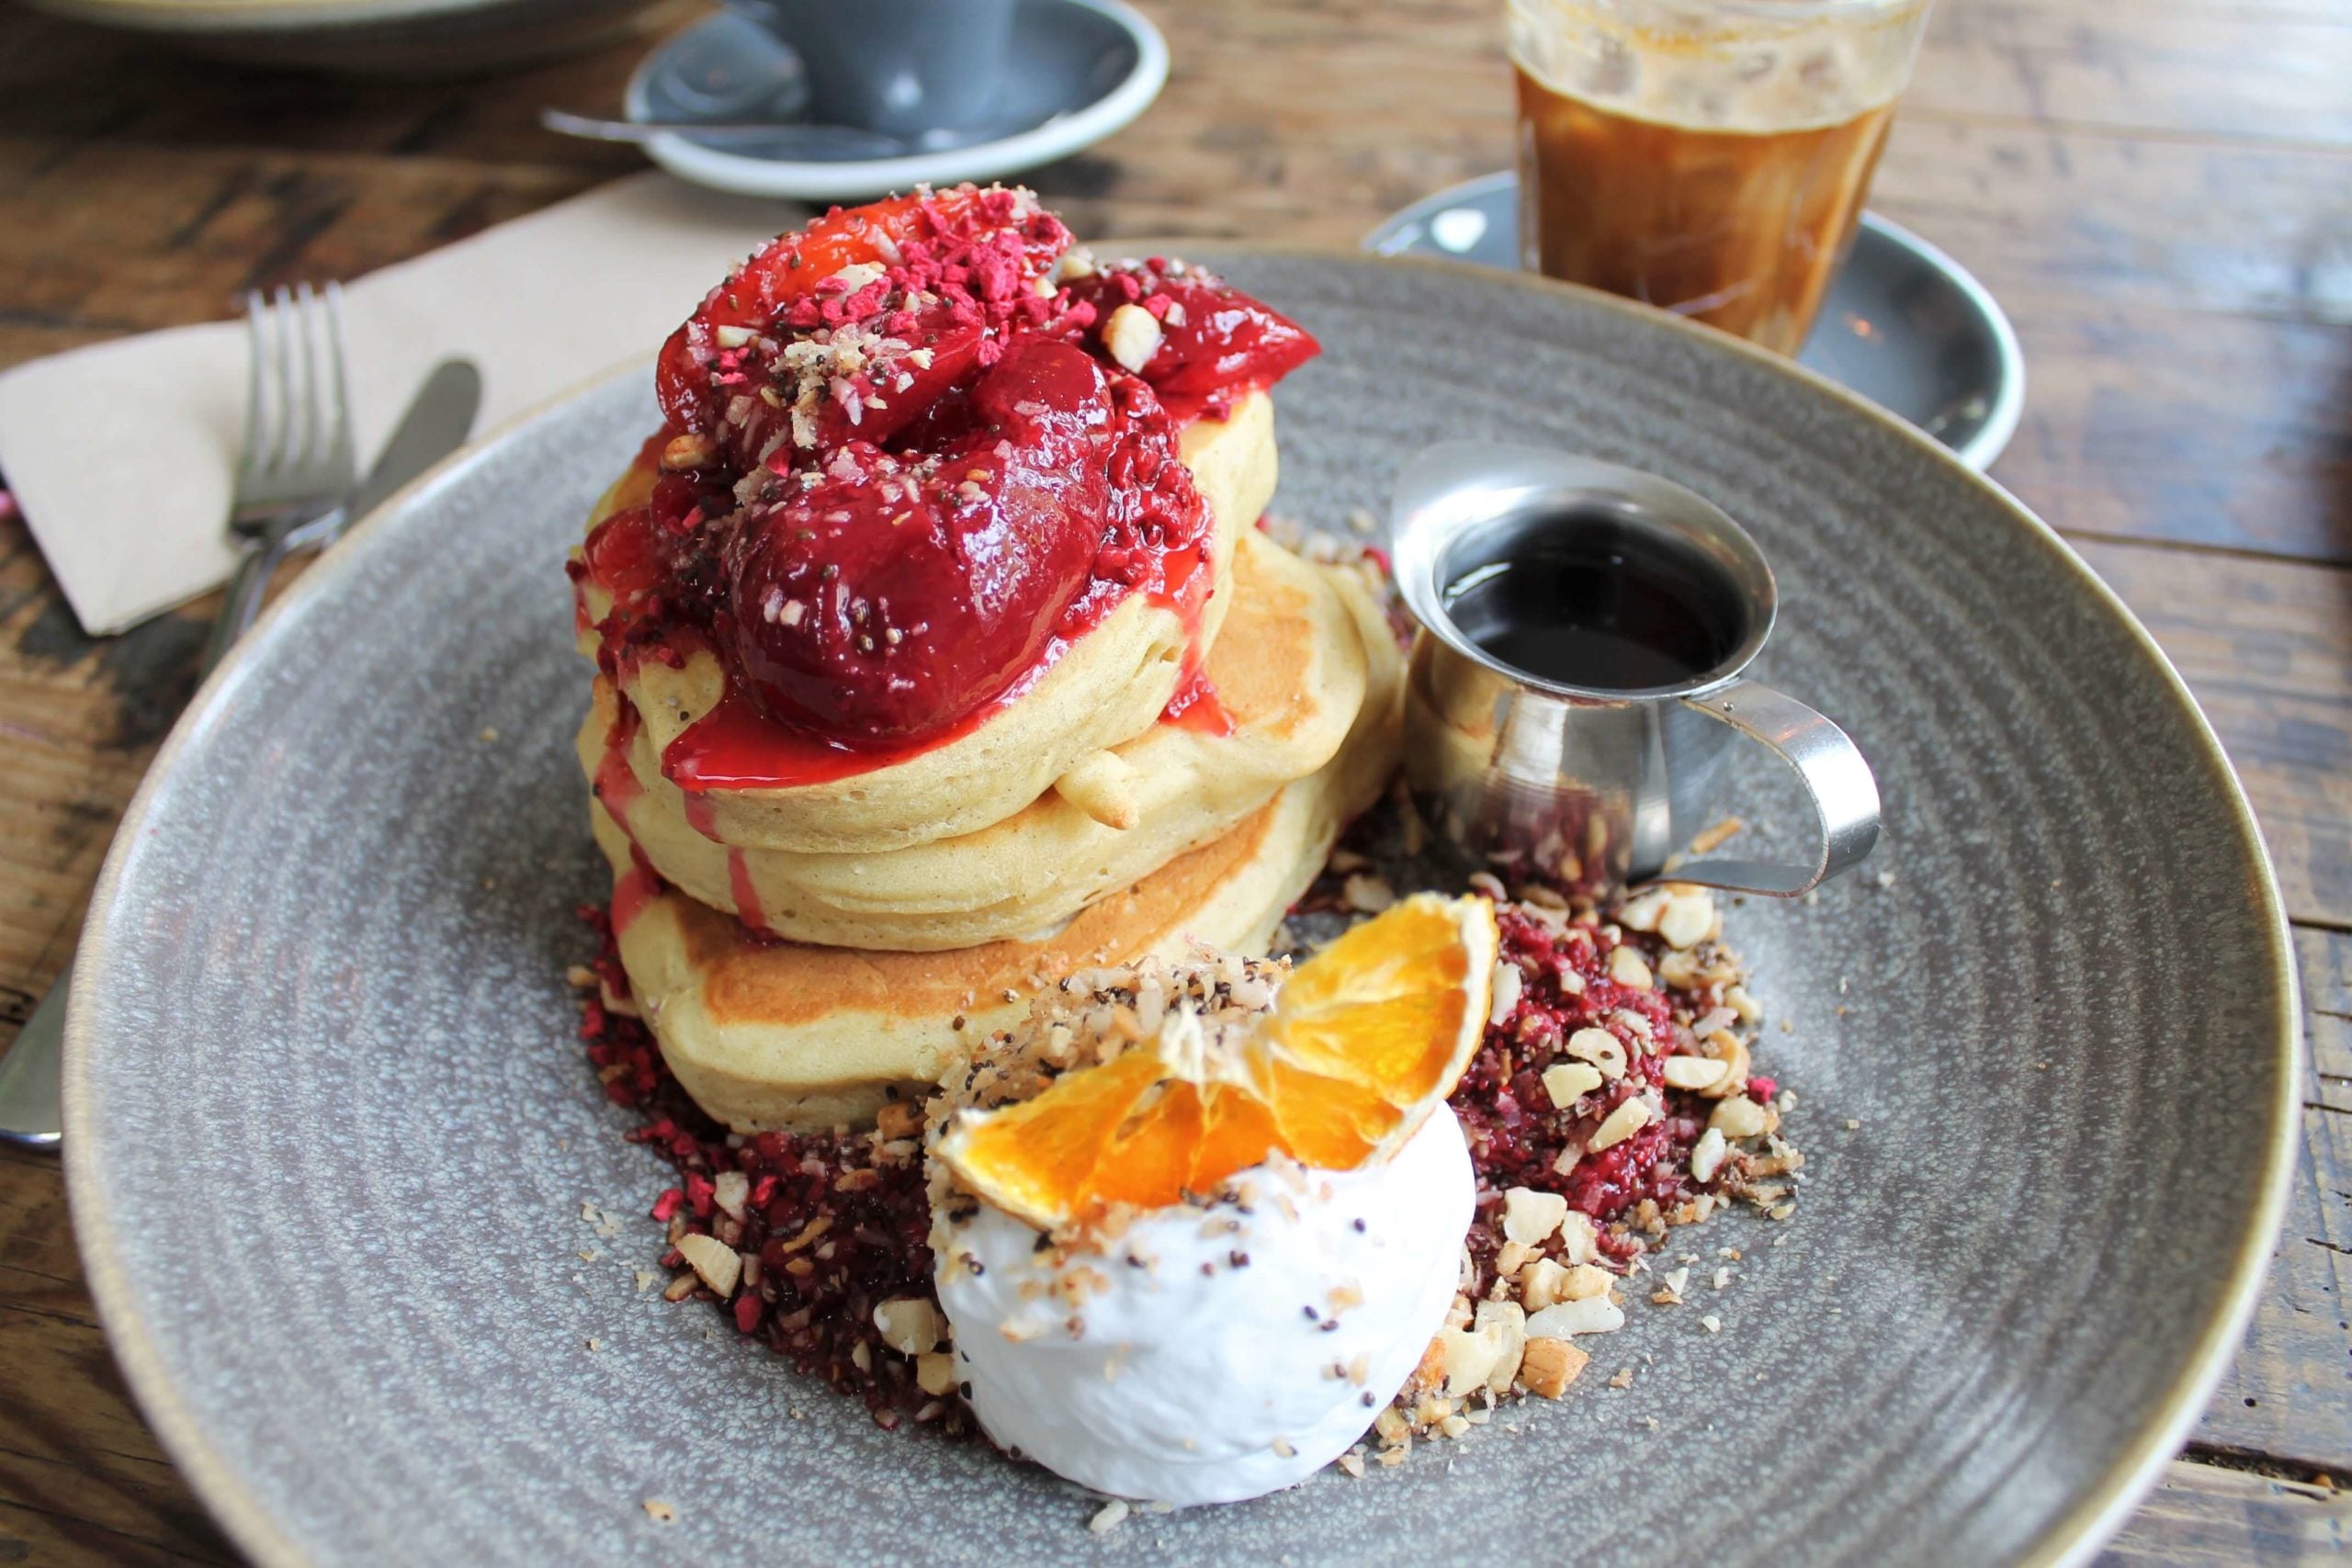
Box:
left=1615, top=888, right=1669, bottom=933
left=1699, top=1029, right=1751, bottom=1099
left=1541, top=1060, right=1604, bottom=1107
left=711, top=1170, right=750, bottom=1220
left=1520, top=1257, right=1573, bottom=1310
left=643, top=1500, right=677, bottom=1525
left=1662, top=1055, right=1730, bottom=1090
left=1589, top=1097, right=1651, bottom=1152
left=1557, top=1211, right=1600, bottom=1266
left=1690, top=1126, right=1729, bottom=1184
left=1488, top=960, right=1523, bottom=1026
left=1053, top=750, right=1142, bottom=830
left=1435, top=1325, right=1501, bottom=1396
left=875, top=1100, right=926, bottom=1140
left=1709, top=1096, right=1770, bottom=1139
left=1494, top=1239, right=1533, bottom=1279
left=1557, top=1262, right=1613, bottom=1302
left=1102, top=302, right=1165, bottom=372
left=1724, top=984, right=1762, bottom=1023
left=1657, top=891, right=1715, bottom=950
left=1518, top=1336, right=1589, bottom=1397
left=1688, top=817, right=1745, bottom=854
left=1607, top=945, right=1654, bottom=988
left=673, top=1233, right=741, bottom=1298
left=661, top=432, right=718, bottom=470
left=874, top=1297, right=944, bottom=1355
left=1343, top=873, right=1396, bottom=913
left=1473, top=1300, right=1527, bottom=1393
left=1089, top=1500, right=1130, bottom=1534
left=1526, top=1295, right=1625, bottom=1337
left=1502, top=1186, right=1568, bottom=1246
left=1565, top=1027, right=1628, bottom=1079
left=915, top=1351, right=958, bottom=1396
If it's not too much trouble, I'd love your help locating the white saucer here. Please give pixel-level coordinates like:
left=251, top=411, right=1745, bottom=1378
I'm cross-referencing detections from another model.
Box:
left=623, top=0, right=1167, bottom=202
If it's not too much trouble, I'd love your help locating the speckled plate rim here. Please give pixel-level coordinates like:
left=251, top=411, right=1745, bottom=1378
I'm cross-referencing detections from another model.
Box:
left=62, top=248, right=2301, bottom=1568
left=620, top=0, right=1170, bottom=203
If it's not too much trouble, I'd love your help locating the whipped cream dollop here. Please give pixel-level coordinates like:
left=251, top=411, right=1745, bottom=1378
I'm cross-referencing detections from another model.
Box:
left=933, top=1105, right=1473, bottom=1506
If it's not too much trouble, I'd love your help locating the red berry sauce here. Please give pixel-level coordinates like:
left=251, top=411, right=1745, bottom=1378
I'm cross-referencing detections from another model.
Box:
left=570, top=186, right=1320, bottom=789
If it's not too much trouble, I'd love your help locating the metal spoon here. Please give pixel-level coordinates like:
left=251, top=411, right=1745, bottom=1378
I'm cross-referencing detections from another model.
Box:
left=539, top=107, right=912, bottom=157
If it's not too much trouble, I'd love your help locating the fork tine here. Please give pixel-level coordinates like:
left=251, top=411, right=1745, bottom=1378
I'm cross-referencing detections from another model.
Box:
left=292, top=281, right=320, bottom=477
left=321, top=280, right=354, bottom=477
left=237, top=290, right=270, bottom=489
left=269, top=284, right=296, bottom=478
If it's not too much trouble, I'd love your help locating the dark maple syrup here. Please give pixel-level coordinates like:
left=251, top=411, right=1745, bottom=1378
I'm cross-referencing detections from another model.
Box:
left=1441, top=512, right=1747, bottom=692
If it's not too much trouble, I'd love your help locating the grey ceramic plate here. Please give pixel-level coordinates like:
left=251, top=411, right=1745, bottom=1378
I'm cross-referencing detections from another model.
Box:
left=1366, top=172, right=2026, bottom=470
left=67, top=252, right=2295, bottom=1566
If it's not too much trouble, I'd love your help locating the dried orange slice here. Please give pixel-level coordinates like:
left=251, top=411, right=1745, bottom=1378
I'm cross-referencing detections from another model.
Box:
left=936, top=893, right=1498, bottom=1229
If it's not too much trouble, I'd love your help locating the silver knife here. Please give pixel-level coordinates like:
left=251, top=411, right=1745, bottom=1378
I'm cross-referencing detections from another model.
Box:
left=203, top=358, right=484, bottom=672
left=0, top=358, right=482, bottom=1151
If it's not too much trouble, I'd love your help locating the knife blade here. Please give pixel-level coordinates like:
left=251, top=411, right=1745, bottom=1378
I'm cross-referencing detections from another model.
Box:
left=343, top=357, right=481, bottom=536
left=204, top=357, right=482, bottom=671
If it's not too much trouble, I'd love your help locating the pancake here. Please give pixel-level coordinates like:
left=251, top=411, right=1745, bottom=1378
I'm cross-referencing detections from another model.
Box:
left=587, top=532, right=1375, bottom=952
left=574, top=390, right=1279, bottom=856
left=594, top=604, right=1405, bottom=1132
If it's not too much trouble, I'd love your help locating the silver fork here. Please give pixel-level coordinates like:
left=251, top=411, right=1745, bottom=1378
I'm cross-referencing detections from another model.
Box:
left=199, top=283, right=358, bottom=671
left=1, top=283, right=357, bottom=1150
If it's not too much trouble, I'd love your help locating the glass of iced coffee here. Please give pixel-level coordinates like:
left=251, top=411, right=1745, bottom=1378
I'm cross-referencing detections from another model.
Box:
left=1509, top=0, right=1933, bottom=355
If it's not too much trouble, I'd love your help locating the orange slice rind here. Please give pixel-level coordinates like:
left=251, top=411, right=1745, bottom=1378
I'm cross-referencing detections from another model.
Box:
left=935, top=893, right=1498, bottom=1230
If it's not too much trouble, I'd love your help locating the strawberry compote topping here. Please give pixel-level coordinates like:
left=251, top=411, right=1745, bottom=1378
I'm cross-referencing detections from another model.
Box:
left=571, top=184, right=1320, bottom=763
left=1059, top=258, right=1321, bottom=421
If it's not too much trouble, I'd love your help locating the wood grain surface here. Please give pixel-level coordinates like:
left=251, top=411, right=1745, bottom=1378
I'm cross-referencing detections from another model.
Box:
left=1, top=0, right=2347, bottom=1562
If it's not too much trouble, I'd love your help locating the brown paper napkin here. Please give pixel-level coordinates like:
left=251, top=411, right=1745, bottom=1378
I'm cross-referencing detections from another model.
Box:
left=0, top=173, right=795, bottom=636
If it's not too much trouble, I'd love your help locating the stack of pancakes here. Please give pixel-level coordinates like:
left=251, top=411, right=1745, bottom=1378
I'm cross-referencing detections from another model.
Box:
left=577, top=392, right=1403, bottom=1131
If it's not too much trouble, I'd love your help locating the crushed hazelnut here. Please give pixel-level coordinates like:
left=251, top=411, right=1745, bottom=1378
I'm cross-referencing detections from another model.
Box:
left=1502, top=1187, right=1569, bottom=1246
left=874, top=1297, right=944, bottom=1356
left=1589, top=1097, right=1652, bottom=1152
left=1518, top=1336, right=1588, bottom=1398
left=1541, top=1060, right=1604, bottom=1107
left=1607, top=945, right=1654, bottom=988
left=1709, top=1097, right=1770, bottom=1140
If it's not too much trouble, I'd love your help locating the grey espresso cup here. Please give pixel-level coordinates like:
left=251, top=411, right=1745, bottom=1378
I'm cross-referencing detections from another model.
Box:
left=1392, top=441, right=1881, bottom=899
left=723, top=0, right=1016, bottom=138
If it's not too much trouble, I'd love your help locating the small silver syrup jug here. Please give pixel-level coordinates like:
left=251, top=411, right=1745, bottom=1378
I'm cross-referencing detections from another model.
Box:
left=1390, top=441, right=1880, bottom=898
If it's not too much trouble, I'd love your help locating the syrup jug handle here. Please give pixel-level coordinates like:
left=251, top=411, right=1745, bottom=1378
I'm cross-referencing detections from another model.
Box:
left=1661, top=680, right=1880, bottom=897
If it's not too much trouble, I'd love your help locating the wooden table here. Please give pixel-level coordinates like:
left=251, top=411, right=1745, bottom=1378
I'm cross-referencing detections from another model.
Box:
left=1, top=0, right=2346, bottom=1559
